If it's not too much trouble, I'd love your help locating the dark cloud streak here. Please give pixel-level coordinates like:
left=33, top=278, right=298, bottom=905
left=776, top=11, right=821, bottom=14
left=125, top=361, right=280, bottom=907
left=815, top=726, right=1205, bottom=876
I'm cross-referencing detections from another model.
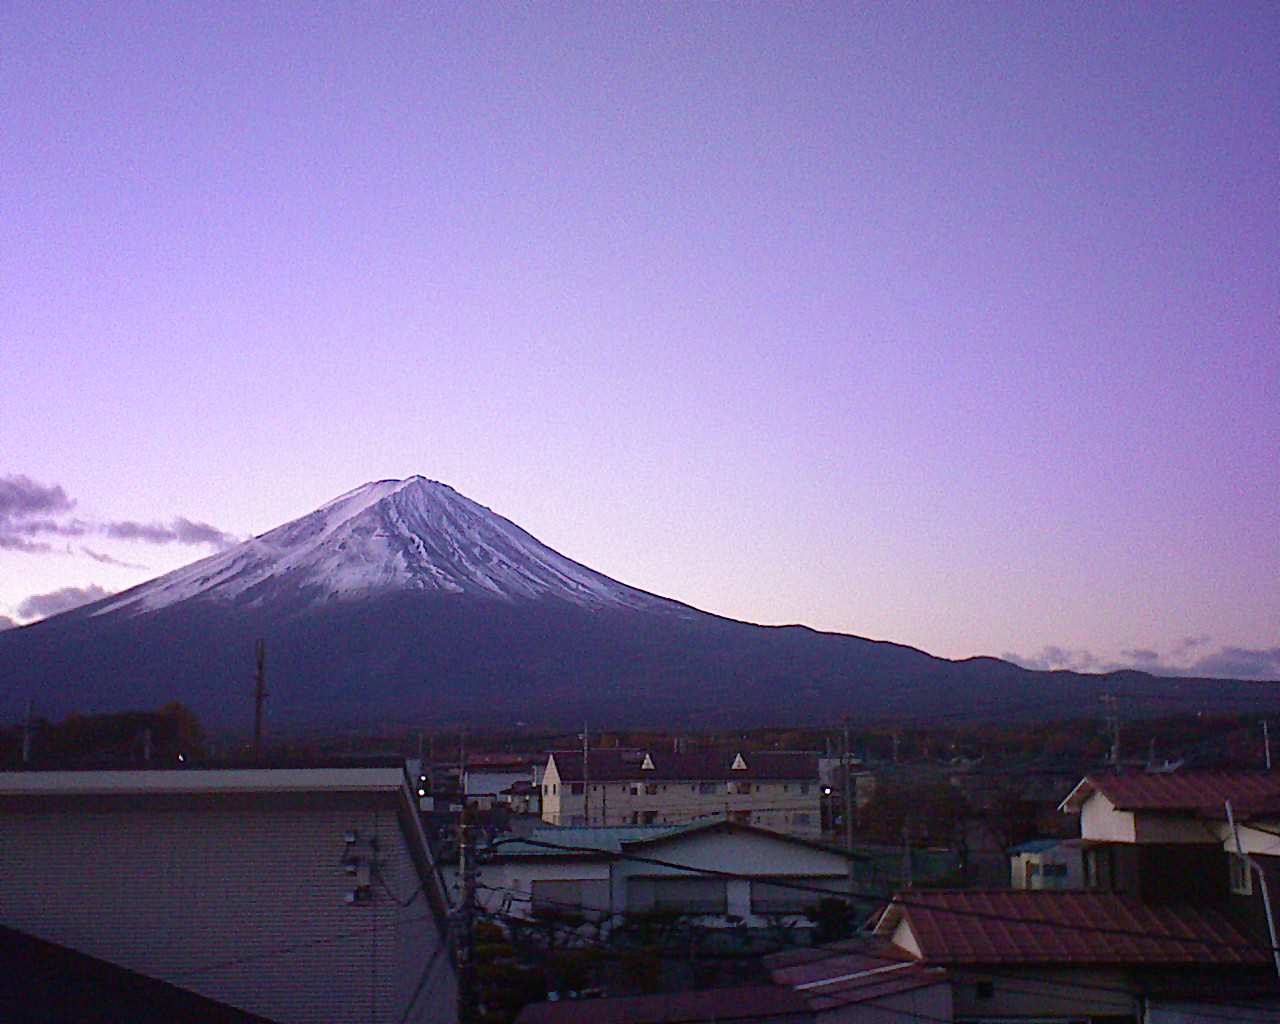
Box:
left=16, top=584, right=111, bottom=620
left=0, top=473, right=237, bottom=556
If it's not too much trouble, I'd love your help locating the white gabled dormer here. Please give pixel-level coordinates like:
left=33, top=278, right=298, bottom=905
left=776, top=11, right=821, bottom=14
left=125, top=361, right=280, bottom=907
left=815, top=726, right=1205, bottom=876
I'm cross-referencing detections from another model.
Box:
left=731, top=753, right=748, bottom=771
left=641, top=753, right=655, bottom=771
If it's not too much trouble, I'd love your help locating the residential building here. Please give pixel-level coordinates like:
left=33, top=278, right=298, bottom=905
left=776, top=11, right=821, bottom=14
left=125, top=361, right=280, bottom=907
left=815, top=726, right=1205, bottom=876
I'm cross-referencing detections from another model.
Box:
left=1009, top=837, right=1085, bottom=890
left=541, top=749, right=822, bottom=836
left=0, top=762, right=455, bottom=1024
left=865, top=770, right=1280, bottom=1021
left=872, top=888, right=1274, bottom=1020
left=464, top=752, right=542, bottom=804
left=474, top=817, right=857, bottom=931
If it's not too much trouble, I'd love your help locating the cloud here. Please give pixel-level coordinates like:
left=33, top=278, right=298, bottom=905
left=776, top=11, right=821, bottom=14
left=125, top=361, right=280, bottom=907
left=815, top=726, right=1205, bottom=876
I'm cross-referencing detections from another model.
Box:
left=17, top=584, right=111, bottom=620
left=104, top=516, right=236, bottom=550
left=1005, top=638, right=1280, bottom=681
left=0, top=475, right=73, bottom=518
left=1187, top=646, right=1280, bottom=681
left=1002, top=645, right=1101, bottom=673
left=0, top=473, right=237, bottom=556
left=0, top=615, right=16, bottom=631
left=81, top=547, right=148, bottom=569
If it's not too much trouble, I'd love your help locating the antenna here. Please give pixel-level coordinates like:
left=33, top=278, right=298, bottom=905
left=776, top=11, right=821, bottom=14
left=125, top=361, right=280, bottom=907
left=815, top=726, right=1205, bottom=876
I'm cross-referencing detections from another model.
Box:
left=253, top=639, right=267, bottom=755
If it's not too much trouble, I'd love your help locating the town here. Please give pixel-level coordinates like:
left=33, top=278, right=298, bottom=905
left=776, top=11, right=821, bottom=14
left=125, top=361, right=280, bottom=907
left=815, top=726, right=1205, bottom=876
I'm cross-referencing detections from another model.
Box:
left=2, top=707, right=1278, bottom=1023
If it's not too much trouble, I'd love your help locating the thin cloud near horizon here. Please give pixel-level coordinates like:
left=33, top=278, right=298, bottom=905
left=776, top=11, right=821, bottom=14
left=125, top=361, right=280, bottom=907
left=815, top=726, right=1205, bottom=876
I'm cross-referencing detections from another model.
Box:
left=0, top=473, right=238, bottom=555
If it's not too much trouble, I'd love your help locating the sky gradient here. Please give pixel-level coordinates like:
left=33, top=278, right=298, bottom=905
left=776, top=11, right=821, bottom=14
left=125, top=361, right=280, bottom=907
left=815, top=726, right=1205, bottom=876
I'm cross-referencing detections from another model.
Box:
left=3, top=3, right=1277, bottom=677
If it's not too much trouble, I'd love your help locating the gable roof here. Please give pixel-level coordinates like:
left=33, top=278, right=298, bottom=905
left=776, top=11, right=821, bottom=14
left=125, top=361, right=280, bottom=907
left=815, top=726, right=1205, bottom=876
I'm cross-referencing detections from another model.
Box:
left=1059, top=772, right=1280, bottom=817
left=548, top=749, right=818, bottom=783
left=492, top=817, right=860, bottom=861
left=873, top=890, right=1270, bottom=966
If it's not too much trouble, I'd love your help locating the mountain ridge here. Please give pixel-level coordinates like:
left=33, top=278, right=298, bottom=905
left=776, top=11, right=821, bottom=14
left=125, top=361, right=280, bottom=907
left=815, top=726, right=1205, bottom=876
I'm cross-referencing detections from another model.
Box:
left=2, top=478, right=1275, bottom=730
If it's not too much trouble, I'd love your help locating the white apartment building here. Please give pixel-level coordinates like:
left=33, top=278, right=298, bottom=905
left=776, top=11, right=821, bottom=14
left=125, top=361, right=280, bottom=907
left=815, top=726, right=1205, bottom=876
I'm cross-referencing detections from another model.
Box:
left=541, top=748, right=822, bottom=837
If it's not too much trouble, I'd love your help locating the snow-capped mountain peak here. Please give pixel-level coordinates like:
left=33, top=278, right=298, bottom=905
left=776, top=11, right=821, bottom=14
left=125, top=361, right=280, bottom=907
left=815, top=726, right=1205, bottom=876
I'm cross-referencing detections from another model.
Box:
left=94, top=478, right=687, bottom=617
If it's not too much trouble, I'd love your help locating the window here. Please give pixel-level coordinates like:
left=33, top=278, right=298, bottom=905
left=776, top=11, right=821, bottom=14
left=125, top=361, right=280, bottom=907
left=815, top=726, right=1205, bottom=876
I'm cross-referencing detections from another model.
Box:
left=799, top=783, right=810, bottom=795
left=644, top=783, right=659, bottom=796
left=571, top=783, right=584, bottom=795
left=641, top=810, right=658, bottom=824
left=728, top=781, right=752, bottom=795
left=1029, top=863, right=1041, bottom=877
left=1043, top=863, right=1068, bottom=879
left=1231, top=856, right=1254, bottom=896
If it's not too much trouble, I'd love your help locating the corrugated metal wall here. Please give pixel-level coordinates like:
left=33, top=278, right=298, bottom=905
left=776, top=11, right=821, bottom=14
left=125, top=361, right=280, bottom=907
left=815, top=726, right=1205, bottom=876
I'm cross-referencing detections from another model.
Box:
left=0, top=799, right=454, bottom=1024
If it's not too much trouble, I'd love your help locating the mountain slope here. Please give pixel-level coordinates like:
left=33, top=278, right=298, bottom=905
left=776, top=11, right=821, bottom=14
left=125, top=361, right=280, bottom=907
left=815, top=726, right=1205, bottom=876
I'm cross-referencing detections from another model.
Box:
left=2, top=478, right=1274, bottom=730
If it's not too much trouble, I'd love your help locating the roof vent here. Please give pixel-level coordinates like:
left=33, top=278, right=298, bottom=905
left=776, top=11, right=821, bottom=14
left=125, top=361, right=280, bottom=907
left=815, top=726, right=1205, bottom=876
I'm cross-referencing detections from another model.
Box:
left=731, top=753, right=748, bottom=771
left=641, top=753, right=655, bottom=771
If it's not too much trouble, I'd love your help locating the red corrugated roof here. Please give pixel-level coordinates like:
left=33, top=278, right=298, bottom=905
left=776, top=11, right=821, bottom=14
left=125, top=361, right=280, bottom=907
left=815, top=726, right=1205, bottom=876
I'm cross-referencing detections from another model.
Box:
left=880, top=890, right=1270, bottom=966
left=1074, top=772, right=1280, bottom=817
left=768, top=945, right=947, bottom=1011
left=549, top=750, right=818, bottom=783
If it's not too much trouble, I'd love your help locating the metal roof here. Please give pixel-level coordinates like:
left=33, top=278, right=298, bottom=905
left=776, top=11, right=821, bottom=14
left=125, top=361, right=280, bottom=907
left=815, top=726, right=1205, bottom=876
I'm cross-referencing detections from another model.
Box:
left=768, top=944, right=947, bottom=1011
left=1060, top=772, right=1280, bottom=817
left=875, top=890, right=1271, bottom=966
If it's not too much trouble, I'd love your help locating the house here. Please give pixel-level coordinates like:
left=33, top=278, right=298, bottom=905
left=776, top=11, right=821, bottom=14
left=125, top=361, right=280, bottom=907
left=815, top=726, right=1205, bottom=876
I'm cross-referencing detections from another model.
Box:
left=872, top=888, right=1274, bottom=1020
left=1009, top=837, right=1085, bottom=890
left=541, top=749, right=822, bottom=836
left=862, top=770, right=1280, bottom=1021
left=474, top=817, right=857, bottom=932
left=1059, top=771, right=1280, bottom=910
left=464, top=752, right=542, bottom=804
left=0, top=761, right=456, bottom=1024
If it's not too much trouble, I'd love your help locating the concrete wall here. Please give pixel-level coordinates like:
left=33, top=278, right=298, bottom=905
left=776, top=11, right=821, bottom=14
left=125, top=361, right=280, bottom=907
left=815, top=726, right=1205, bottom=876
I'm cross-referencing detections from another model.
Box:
left=0, top=796, right=453, bottom=1024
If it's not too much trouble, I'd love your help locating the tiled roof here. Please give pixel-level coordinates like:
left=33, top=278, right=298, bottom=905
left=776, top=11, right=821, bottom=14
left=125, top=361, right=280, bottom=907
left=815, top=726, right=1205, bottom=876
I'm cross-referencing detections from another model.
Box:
left=549, top=750, right=818, bottom=783
left=767, top=943, right=947, bottom=1011
left=876, top=890, right=1270, bottom=966
left=1061, top=772, right=1280, bottom=817
left=515, top=985, right=808, bottom=1024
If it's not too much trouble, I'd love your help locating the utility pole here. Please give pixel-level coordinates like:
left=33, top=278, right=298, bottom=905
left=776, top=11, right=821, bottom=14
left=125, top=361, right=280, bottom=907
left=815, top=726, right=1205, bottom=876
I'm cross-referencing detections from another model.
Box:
left=21, top=698, right=33, bottom=765
left=581, top=722, right=590, bottom=826
left=1264, top=721, right=1272, bottom=771
left=1103, top=693, right=1121, bottom=769
left=253, top=639, right=267, bottom=756
left=842, top=717, right=855, bottom=893
left=456, top=808, right=479, bottom=1024
left=459, top=730, right=467, bottom=805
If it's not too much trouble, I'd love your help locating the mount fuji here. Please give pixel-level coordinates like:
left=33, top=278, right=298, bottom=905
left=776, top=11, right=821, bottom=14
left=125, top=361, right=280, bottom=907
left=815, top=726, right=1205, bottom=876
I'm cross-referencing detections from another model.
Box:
left=1, top=477, right=1270, bottom=731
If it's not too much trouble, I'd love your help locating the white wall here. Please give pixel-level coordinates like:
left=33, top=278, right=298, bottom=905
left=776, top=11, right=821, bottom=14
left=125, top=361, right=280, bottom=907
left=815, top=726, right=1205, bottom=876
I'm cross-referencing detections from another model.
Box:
left=1079, top=791, right=1137, bottom=842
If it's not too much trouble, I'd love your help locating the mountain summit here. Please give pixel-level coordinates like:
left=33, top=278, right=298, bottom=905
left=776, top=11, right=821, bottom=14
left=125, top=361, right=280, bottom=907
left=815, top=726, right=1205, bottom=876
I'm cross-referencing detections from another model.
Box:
left=95, top=477, right=687, bottom=618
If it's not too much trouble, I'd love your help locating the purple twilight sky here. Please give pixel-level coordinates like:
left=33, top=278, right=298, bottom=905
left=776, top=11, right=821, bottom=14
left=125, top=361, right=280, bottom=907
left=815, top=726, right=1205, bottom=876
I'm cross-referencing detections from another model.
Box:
left=2, top=3, right=1277, bottom=677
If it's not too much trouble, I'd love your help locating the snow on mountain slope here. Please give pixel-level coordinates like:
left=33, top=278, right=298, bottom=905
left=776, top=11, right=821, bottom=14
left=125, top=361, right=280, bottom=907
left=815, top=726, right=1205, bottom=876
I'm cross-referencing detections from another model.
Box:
left=94, top=477, right=691, bottom=617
